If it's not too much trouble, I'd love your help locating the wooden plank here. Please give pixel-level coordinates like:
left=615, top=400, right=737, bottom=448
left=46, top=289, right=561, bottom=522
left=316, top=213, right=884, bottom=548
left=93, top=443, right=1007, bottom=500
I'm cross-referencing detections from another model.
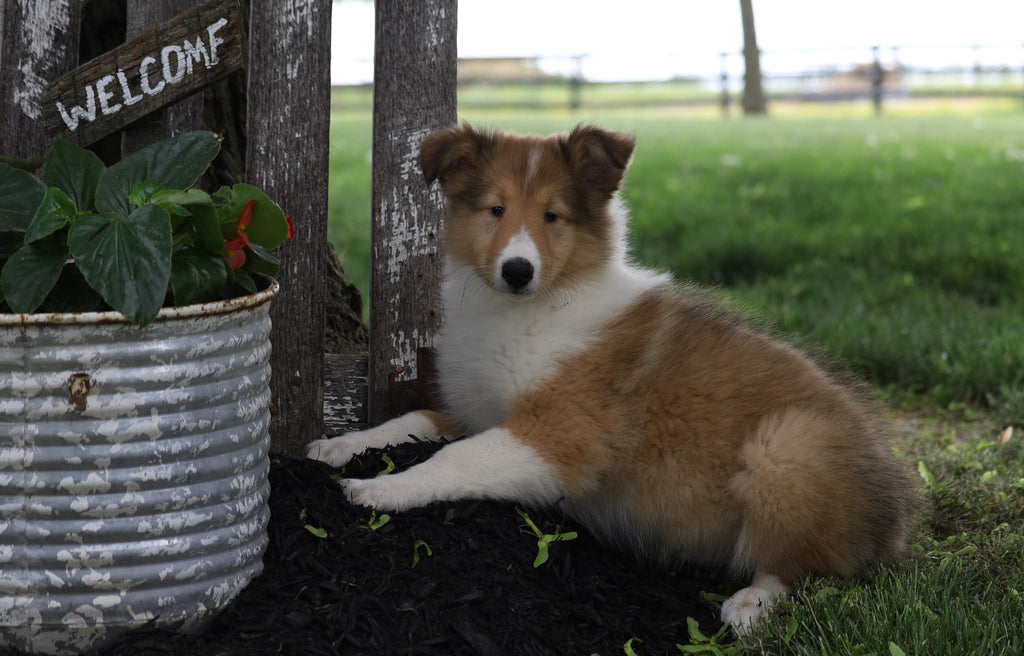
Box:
left=0, top=0, right=83, bottom=158
left=41, top=0, right=244, bottom=146
left=246, top=0, right=330, bottom=457
left=323, top=354, right=368, bottom=434
left=121, top=0, right=205, bottom=154
left=368, top=0, right=456, bottom=426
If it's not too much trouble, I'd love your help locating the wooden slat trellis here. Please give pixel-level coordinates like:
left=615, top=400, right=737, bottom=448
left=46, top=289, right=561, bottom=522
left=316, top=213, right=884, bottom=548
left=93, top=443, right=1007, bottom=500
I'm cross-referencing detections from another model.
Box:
left=0, top=0, right=455, bottom=450
left=0, top=0, right=331, bottom=457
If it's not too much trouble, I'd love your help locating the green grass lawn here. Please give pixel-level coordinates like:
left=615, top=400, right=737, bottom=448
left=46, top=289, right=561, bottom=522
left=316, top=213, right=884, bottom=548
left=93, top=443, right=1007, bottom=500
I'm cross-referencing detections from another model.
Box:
left=330, top=108, right=1024, bottom=420
left=328, top=106, right=1024, bottom=654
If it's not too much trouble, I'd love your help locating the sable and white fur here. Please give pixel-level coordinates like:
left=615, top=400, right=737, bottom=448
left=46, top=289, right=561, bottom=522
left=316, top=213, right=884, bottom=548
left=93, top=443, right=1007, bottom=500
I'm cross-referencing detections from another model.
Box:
left=308, top=123, right=919, bottom=633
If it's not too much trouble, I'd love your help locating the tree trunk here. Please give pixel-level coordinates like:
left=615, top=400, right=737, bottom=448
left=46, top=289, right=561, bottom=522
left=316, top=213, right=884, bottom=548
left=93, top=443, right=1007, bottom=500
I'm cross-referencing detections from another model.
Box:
left=739, top=0, right=767, bottom=115
left=368, top=0, right=456, bottom=426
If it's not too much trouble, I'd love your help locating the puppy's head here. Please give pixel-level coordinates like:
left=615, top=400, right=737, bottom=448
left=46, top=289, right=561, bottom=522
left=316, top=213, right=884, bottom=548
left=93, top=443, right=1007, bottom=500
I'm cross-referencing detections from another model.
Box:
left=420, top=123, right=635, bottom=298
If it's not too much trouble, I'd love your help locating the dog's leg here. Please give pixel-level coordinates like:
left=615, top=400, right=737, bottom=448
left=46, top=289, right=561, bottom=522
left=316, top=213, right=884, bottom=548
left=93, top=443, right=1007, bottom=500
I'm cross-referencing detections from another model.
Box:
left=720, top=572, right=790, bottom=634
left=342, top=426, right=562, bottom=511
left=307, top=410, right=457, bottom=468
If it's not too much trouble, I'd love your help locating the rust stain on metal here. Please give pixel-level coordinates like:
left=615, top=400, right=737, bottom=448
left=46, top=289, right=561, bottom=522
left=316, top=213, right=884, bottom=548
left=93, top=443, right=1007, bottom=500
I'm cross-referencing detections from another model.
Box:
left=68, top=372, right=91, bottom=411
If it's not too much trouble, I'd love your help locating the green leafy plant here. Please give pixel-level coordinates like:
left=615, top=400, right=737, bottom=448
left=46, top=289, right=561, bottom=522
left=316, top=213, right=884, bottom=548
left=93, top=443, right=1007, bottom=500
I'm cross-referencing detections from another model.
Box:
left=0, top=131, right=292, bottom=326
left=515, top=507, right=578, bottom=568
left=299, top=508, right=328, bottom=539
left=377, top=454, right=396, bottom=477
left=676, top=617, right=741, bottom=655
left=362, top=510, right=391, bottom=532
left=411, top=539, right=432, bottom=568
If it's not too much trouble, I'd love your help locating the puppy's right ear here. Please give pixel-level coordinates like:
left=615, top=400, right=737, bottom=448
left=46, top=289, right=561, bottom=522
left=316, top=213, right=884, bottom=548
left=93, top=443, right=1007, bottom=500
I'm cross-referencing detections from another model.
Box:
left=420, top=124, right=485, bottom=184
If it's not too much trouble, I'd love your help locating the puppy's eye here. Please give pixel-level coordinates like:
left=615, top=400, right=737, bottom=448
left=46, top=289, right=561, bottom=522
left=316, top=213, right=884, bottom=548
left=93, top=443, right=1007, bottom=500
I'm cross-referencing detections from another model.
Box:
left=543, top=212, right=558, bottom=223
left=491, top=206, right=505, bottom=218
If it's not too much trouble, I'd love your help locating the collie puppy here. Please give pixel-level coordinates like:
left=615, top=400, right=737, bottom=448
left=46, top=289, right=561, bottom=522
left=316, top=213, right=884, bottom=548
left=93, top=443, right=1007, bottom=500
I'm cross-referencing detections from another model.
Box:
left=308, top=123, right=919, bottom=632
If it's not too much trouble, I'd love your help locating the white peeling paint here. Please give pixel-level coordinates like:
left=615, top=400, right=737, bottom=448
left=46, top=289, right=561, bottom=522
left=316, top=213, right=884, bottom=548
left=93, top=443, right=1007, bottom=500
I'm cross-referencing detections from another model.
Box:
left=91, top=595, right=122, bottom=609
left=13, top=0, right=73, bottom=119
left=282, top=0, right=318, bottom=39
left=373, top=127, right=446, bottom=383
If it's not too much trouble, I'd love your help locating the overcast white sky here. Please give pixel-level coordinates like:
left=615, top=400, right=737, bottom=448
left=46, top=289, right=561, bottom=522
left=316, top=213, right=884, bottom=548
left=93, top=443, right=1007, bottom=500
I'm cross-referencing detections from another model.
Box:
left=331, top=1, right=1024, bottom=84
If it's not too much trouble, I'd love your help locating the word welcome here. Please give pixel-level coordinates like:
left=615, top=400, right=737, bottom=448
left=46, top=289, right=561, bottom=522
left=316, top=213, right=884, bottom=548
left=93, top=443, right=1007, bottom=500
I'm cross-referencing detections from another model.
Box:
left=56, top=19, right=227, bottom=131
left=42, top=0, right=244, bottom=145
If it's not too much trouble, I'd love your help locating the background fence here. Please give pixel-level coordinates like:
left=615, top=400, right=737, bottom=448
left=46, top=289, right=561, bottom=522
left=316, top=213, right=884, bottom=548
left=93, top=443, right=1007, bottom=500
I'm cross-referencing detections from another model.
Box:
left=332, top=43, right=1024, bottom=114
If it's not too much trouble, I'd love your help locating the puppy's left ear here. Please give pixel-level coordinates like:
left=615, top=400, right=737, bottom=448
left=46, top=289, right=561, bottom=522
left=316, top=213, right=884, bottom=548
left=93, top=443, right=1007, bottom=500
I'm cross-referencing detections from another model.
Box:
left=563, top=124, right=636, bottom=195
left=420, top=123, right=486, bottom=184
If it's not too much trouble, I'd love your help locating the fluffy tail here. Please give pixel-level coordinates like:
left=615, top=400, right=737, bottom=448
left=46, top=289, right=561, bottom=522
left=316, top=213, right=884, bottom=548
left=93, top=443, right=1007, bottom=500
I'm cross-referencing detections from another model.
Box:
left=728, top=406, right=920, bottom=583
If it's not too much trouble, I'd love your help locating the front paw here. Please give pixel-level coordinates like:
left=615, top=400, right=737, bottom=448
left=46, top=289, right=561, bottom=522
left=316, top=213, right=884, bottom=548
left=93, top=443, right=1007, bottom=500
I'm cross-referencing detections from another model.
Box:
left=306, top=434, right=367, bottom=467
left=342, top=476, right=426, bottom=512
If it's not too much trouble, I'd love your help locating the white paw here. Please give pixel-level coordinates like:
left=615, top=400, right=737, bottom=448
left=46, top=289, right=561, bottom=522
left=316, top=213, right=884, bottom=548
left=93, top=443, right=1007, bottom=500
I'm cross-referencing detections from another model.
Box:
left=306, top=434, right=373, bottom=467
left=307, top=412, right=441, bottom=467
left=721, top=577, right=788, bottom=635
left=342, top=475, right=430, bottom=512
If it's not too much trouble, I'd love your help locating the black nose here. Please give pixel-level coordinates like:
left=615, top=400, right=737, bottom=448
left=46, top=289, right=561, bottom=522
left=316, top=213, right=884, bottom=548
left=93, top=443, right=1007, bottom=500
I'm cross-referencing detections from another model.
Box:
left=501, top=257, right=534, bottom=291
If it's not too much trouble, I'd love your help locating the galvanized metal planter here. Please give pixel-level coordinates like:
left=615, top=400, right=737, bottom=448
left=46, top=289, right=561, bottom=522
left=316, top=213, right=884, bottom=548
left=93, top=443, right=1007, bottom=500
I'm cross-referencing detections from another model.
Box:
left=0, top=282, right=278, bottom=655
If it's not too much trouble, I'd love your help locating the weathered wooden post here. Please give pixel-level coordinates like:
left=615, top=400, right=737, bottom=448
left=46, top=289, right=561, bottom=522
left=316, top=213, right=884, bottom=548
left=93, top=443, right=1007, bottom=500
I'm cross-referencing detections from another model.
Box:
left=247, top=0, right=331, bottom=455
left=0, top=0, right=82, bottom=158
left=368, top=0, right=456, bottom=426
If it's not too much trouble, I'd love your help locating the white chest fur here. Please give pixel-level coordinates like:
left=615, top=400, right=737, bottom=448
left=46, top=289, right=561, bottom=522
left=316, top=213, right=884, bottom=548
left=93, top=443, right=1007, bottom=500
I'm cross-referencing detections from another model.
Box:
left=435, top=261, right=666, bottom=434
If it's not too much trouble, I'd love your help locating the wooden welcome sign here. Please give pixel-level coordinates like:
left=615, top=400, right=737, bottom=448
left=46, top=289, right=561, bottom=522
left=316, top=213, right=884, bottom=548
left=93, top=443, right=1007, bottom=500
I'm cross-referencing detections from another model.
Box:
left=41, top=0, right=245, bottom=146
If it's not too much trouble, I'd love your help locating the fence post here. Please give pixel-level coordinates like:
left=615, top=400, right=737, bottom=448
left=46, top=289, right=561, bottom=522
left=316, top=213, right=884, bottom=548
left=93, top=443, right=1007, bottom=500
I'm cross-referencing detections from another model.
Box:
left=247, top=0, right=331, bottom=456
left=569, top=54, right=584, bottom=111
left=871, top=45, right=884, bottom=115
left=368, top=0, right=456, bottom=427
left=719, top=52, right=731, bottom=117
left=0, top=0, right=82, bottom=158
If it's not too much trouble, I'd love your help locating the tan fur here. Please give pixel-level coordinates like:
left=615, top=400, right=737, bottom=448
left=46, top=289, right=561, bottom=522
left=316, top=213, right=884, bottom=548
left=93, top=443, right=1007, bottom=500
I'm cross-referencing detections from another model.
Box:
left=504, top=287, right=919, bottom=580
left=422, top=124, right=633, bottom=296
left=412, top=123, right=922, bottom=628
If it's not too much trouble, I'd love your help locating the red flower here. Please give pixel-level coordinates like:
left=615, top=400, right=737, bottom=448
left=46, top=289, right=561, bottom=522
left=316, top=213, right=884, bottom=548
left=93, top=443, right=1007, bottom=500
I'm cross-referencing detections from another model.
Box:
left=223, top=236, right=247, bottom=269
left=285, top=215, right=295, bottom=240
left=223, top=200, right=256, bottom=269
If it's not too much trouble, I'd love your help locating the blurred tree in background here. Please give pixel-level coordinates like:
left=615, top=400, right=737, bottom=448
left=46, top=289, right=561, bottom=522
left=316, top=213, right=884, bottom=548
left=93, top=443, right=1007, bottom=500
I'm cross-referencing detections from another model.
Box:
left=739, top=0, right=767, bottom=114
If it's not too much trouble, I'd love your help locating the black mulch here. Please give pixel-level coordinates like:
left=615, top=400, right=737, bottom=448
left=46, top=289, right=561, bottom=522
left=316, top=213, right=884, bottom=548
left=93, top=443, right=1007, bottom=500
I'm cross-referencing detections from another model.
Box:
left=12, top=441, right=731, bottom=656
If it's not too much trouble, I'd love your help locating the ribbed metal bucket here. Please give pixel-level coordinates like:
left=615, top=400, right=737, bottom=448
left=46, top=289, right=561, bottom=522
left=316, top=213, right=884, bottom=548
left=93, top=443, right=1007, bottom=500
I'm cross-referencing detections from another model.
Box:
left=0, top=282, right=277, bottom=655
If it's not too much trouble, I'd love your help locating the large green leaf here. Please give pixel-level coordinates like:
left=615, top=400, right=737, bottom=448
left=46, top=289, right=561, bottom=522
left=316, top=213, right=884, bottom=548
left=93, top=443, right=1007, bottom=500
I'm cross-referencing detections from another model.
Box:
left=25, top=187, right=78, bottom=243
left=40, top=266, right=104, bottom=312
left=96, top=131, right=221, bottom=215
left=0, top=236, right=68, bottom=313
left=170, top=246, right=230, bottom=306
left=150, top=188, right=224, bottom=253
left=0, top=163, right=47, bottom=232
left=68, top=205, right=173, bottom=326
left=41, top=139, right=105, bottom=211
left=0, top=231, right=20, bottom=260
